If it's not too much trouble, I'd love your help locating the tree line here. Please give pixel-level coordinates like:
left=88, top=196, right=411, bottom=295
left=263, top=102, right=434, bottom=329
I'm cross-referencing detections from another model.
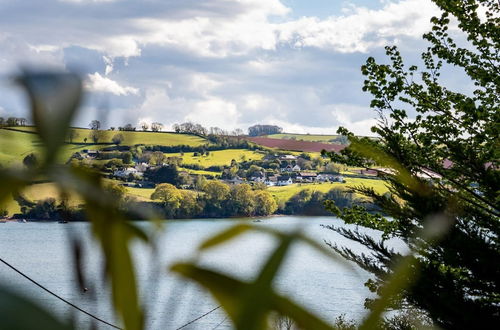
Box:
left=0, top=116, right=28, bottom=127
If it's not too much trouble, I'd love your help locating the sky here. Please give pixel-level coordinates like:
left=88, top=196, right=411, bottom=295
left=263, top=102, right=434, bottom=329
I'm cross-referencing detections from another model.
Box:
left=0, top=0, right=445, bottom=135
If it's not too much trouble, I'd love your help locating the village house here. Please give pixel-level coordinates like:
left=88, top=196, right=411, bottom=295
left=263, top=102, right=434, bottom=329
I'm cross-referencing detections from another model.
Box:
left=114, top=167, right=142, bottom=178
left=296, top=172, right=318, bottom=183
left=264, top=175, right=278, bottom=186
left=224, top=176, right=244, bottom=185
left=249, top=171, right=265, bottom=183
left=86, top=150, right=99, bottom=158
left=277, top=175, right=293, bottom=186
left=134, top=162, right=150, bottom=172
left=317, top=173, right=343, bottom=182
left=278, top=154, right=297, bottom=162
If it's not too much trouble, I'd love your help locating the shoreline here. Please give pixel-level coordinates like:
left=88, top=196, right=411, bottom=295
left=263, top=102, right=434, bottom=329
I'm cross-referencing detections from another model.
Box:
left=0, top=213, right=339, bottom=223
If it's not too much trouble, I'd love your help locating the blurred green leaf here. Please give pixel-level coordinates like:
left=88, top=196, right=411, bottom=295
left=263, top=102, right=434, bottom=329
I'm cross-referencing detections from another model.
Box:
left=198, top=223, right=253, bottom=250
left=16, top=72, right=82, bottom=165
left=199, top=224, right=353, bottom=270
left=0, top=284, right=73, bottom=330
left=171, top=262, right=334, bottom=330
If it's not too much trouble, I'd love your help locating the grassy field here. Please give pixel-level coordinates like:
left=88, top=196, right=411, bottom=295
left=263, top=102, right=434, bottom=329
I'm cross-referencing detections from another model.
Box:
left=13, top=127, right=208, bottom=147
left=266, top=133, right=340, bottom=143
left=126, top=187, right=155, bottom=201
left=1, top=182, right=84, bottom=216
left=0, top=129, right=41, bottom=165
left=268, top=177, right=389, bottom=203
left=166, top=149, right=265, bottom=167
left=179, top=167, right=221, bottom=176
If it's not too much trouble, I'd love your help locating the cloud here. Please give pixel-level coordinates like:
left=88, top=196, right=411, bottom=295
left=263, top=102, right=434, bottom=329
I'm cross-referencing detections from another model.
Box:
left=85, top=72, right=139, bottom=95
left=0, top=0, right=449, bottom=136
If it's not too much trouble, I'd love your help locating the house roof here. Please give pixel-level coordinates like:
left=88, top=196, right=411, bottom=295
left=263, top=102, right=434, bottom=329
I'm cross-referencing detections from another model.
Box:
left=299, top=172, right=317, bottom=177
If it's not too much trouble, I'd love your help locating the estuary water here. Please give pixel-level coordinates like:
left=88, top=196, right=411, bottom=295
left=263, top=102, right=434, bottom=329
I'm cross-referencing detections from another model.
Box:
left=0, top=216, right=381, bottom=329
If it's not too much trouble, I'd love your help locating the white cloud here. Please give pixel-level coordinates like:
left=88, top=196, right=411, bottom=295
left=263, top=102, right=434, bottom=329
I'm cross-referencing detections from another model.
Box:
left=276, top=0, right=440, bottom=53
left=85, top=72, right=139, bottom=95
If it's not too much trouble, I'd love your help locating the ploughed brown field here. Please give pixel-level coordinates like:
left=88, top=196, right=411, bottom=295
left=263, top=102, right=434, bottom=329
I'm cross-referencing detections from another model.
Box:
left=246, top=136, right=346, bottom=153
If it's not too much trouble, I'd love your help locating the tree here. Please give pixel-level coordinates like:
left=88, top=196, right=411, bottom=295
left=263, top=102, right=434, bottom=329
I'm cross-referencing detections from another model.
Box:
left=324, top=1, right=500, bottom=328
left=140, top=122, right=149, bottom=131
left=253, top=190, right=278, bottom=216
left=89, top=130, right=103, bottom=144
left=151, top=122, right=163, bottom=132
left=18, top=117, right=27, bottom=126
left=248, top=124, right=283, bottom=136
left=149, top=151, right=166, bottom=166
left=0, top=117, right=4, bottom=127
left=112, top=133, right=124, bottom=145
left=144, top=165, right=178, bottom=184
left=202, top=181, right=230, bottom=215
left=123, top=123, right=135, bottom=131
left=228, top=184, right=255, bottom=216
left=177, top=190, right=203, bottom=218
left=122, top=152, right=133, bottom=164
left=89, top=120, right=101, bottom=130
left=150, top=183, right=182, bottom=217
left=23, top=153, right=38, bottom=169
left=68, top=129, right=79, bottom=143
left=6, top=117, right=18, bottom=126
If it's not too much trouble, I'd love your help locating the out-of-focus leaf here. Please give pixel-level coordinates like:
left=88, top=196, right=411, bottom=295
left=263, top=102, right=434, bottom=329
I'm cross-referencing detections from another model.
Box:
left=198, top=224, right=253, bottom=250
left=171, top=263, right=334, bottom=330
left=0, top=169, right=30, bottom=206
left=16, top=72, right=82, bottom=165
left=359, top=255, right=418, bottom=330
left=348, top=140, right=429, bottom=195
left=0, top=284, right=73, bottom=330
left=85, top=205, right=144, bottom=330
left=199, top=224, right=353, bottom=270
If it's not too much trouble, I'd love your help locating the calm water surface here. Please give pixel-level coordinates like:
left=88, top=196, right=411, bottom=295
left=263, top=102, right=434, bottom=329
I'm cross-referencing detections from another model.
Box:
left=0, top=216, right=380, bottom=329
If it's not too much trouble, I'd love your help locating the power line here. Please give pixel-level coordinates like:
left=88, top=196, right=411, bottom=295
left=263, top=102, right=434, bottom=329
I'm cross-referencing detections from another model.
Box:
left=175, top=306, right=221, bottom=330
left=0, top=256, right=122, bottom=329
left=211, top=316, right=227, bottom=330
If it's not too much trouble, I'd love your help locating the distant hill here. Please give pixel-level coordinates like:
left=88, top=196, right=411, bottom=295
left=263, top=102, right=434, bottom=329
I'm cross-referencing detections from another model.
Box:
left=11, top=126, right=208, bottom=147
left=264, top=133, right=345, bottom=144
left=246, top=136, right=345, bottom=153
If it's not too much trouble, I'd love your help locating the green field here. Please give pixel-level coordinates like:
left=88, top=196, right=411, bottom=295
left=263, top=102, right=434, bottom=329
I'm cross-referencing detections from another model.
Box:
left=166, top=149, right=265, bottom=167
left=179, top=167, right=221, bottom=177
left=126, top=186, right=155, bottom=201
left=266, top=133, right=341, bottom=143
left=268, top=177, right=389, bottom=203
left=0, top=128, right=104, bottom=165
left=0, top=129, right=41, bottom=165
left=12, top=127, right=208, bottom=147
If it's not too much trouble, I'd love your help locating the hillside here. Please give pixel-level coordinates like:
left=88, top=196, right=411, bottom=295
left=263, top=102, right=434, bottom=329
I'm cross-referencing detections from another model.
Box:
left=246, top=136, right=345, bottom=153
left=11, top=127, right=208, bottom=147
left=265, top=133, right=342, bottom=144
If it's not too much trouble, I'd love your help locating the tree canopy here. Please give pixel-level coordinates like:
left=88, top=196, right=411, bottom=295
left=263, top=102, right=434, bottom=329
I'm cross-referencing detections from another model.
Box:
left=324, top=0, right=499, bottom=328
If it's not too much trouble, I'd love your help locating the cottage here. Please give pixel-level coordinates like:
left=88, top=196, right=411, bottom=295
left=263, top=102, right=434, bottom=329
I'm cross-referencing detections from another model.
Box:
left=114, top=167, right=142, bottom=178
left=87, top=150, right=99, bottom=158
left=296, top=172, right=318, bottom=183
left=317, top=173, right=343, bottom=182
left=292, top=164, right=301, bottom=172
left=135, top=162, right=150, bottom=172
left=264, top=176, right=278, bottom=186
left=280, top=164, right=294, bottom=173
left=224, top=176, right=244, bottom=185
left=277, top=175, right=293, bottom=186
left=250, top=172, right=266, bottom=183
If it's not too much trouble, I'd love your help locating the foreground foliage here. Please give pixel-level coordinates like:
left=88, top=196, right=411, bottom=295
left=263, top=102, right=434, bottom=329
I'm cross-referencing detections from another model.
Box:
left=325, top=0, right=499, bottom=328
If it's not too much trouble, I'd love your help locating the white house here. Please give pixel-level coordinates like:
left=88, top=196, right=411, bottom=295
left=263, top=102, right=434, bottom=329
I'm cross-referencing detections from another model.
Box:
left=277, top=176, right=293, bottom=186
left=135, top=162, right=149, bottom=172
left=249, top=171, right=265, bottom=183
left=317, top=173, right=343, bottom=182
left=114, top=167, right=142, bottom=178
left=264, top=176, right=278, bottom=186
